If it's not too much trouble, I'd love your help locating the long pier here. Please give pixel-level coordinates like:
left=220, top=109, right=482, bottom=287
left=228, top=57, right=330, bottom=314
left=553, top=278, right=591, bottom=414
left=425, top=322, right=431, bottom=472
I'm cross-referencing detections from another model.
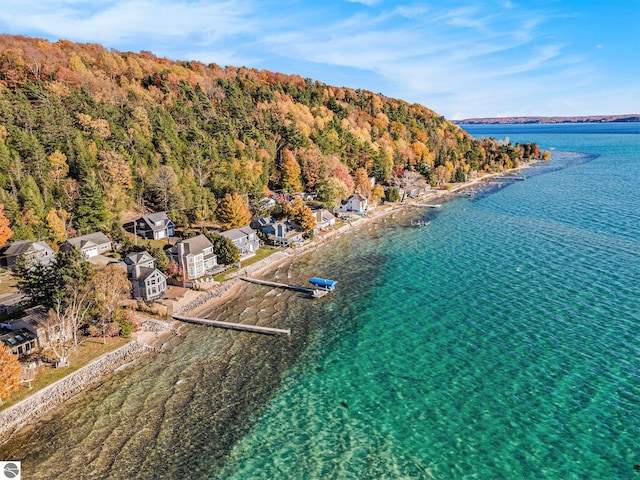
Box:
left=239, top=276, right=315, bottom=294
left=173, top=314, right=291, bottom=336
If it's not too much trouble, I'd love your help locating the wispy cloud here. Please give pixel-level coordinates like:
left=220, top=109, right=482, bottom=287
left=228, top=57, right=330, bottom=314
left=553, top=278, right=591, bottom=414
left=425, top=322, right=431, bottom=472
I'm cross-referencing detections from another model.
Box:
left=0, top=0, right=636, bottom=117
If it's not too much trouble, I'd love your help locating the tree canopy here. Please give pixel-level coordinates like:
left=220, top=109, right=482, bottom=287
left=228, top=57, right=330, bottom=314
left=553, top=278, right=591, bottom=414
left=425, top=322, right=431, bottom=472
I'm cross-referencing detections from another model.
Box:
left=0, top=34, right=542, bottom=241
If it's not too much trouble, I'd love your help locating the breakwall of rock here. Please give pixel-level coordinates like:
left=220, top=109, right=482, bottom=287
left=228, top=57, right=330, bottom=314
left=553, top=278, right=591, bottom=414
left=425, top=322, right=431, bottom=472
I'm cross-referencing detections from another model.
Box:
left=0, top=341, right=150, bottom=444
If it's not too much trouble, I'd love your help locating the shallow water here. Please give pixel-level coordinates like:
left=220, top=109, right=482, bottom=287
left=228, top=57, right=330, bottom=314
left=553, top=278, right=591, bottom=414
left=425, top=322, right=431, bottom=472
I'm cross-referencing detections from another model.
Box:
left=1, top=123, right=639, bottom=479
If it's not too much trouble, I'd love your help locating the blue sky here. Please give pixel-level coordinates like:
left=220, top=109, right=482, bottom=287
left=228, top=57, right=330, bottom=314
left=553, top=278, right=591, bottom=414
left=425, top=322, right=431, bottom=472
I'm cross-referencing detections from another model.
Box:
left=1, top=0, right=638, bottom=119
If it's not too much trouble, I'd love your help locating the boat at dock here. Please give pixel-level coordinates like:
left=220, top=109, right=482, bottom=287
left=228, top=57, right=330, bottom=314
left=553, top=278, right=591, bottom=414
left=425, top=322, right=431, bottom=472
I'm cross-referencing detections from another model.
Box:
left=309, top=277, right=337, bottom=291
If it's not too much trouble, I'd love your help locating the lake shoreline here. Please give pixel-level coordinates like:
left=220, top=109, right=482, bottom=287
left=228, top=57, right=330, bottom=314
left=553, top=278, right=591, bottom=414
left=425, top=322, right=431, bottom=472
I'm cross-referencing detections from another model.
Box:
left=0, top=159, right=539, bottom=451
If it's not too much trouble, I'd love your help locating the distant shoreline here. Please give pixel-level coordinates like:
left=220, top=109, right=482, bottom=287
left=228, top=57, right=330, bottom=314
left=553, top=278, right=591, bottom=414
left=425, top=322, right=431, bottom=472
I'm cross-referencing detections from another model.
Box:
left=452, top=114, right=639, bottom=125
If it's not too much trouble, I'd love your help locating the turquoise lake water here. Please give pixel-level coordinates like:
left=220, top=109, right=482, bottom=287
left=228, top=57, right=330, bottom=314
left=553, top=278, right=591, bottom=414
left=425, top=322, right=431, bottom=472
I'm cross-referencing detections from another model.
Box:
left=1, top=123, right=638, bottom=479
left=217, top=123, right=640, bottom=479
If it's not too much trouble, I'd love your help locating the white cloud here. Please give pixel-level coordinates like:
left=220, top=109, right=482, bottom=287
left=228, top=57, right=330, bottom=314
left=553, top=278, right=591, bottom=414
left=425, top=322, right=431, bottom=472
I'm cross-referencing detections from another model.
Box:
left=0, top=0, right=635, bottom=117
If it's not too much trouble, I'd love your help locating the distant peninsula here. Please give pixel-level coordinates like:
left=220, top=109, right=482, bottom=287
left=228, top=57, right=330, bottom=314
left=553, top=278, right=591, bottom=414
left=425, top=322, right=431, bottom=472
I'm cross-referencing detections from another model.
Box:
left=452, top=114, right=640, bottom=125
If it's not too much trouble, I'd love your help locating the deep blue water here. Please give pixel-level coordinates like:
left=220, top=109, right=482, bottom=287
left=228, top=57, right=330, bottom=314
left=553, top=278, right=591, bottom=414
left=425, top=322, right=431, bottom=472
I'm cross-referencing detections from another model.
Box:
left=1, top=123, right=638, bottom=479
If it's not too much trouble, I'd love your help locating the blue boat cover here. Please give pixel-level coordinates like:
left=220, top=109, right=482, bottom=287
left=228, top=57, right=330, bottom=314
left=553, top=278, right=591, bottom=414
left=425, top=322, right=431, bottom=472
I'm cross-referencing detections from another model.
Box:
left=309, top=277, right=337, bottom=290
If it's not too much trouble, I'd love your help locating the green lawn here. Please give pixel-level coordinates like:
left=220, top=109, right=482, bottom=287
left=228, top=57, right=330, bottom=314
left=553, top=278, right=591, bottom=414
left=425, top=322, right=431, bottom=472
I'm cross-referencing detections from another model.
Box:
left=214, top=246, right=281, bottom=282
left=0, top=336, right=130, bottom=411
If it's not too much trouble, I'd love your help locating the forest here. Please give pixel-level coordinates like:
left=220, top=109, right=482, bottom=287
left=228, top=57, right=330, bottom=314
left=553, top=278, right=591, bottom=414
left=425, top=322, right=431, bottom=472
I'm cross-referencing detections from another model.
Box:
left=0, top=34, right=542, bottom=242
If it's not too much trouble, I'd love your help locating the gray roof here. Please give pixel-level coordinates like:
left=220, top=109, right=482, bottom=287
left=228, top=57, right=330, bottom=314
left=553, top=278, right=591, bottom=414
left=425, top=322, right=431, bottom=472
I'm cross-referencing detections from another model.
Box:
left=2, top=240, right=53, bottom=256
left=221, top=226, right=256, bottom=241
left=179, top=234, right=213, bottom=255
left=125, top=250, right=154, bottom=266
left=65, top=232, right=112, bottom=249
left=135, top=267, right=166, bottom=282
left=141, top=212, right=172, bottom=230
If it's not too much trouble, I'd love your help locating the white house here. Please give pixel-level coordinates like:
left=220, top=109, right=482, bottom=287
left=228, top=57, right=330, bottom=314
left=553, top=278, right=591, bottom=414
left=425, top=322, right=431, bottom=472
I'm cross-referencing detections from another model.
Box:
left=61, top=232, right=112, bottom=258
left=336, top=194, right=368, bottom=215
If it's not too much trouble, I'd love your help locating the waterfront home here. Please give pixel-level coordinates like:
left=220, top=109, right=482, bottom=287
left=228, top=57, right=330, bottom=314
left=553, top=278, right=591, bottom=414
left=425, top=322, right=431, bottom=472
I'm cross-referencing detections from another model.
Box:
left=268, top=220, right=304, bottom=247
left=0, top=240, right=55, bottom=270
left=124, top=251, right=167, bottom=301
left=168, top=234, right=217, bottom=281
left=60, top=232, right=112, bottom=258
left=336, top=194, right=368, bottom=215
left=0, top=305, right=49, bottom=354
left=0, top=327, right=37, bottom=357
left=220, top=226, right=260, bottom=259
left=313, top=209, right=336, bottom=233
left=250, top=216, right=276, bottom=234
left=132, top=212, right=174, bottom=240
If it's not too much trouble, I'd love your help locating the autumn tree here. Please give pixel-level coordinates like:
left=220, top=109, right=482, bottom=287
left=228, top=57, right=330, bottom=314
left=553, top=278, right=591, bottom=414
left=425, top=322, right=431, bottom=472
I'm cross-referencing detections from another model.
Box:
left=370, top=183, right=385, bottom=206
left=46, top=208, right=67, bottom=242
left=285, top=197, right=316, bottom=232
left=216, top=192, right=252, bottom=230
left=0, top=344, right=21, bottom=405
left=280, top=149, right=302, bottom=192
left=353, top=167, right=372, bottom=198
left=48, top=150, right=69, bottom=187
left=90, top=265, right=131, bottom=343
left=0, top=204, right=13, bottom=245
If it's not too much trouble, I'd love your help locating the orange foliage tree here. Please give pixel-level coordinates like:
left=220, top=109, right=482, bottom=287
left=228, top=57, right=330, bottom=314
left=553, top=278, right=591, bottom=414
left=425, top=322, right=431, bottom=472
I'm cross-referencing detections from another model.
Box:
left=0, top=204, right=13, bottom=245
left=0, top=344, right=21, bottom=404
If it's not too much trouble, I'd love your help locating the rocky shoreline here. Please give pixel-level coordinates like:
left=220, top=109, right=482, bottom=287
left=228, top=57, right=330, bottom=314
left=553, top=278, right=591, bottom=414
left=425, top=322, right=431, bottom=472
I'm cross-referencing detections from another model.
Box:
left=0, top=341, right=151, bottom=444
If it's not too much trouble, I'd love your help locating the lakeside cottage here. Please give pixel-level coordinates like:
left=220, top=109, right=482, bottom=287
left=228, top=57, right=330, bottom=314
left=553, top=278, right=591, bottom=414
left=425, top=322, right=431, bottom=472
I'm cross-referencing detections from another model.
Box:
left=124, top=251, right=167, bottom=301
left=313, top=209, right=336, bottom=233
left=220, top=226, right=260, bottom=259
left=131, top=212, right=174, bottom=240
left=168, top=234, right=217, bottom=281
left=60, top=232, right=112, bottom=259
left=0, top=240, right=55, bottom=270
left=0, top=305, right=49, bottom=355
left=336, top=194, right=368, bottom=215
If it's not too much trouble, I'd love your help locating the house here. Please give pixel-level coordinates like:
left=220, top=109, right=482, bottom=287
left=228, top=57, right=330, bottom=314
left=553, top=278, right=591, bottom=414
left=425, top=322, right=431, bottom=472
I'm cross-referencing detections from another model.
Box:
left=124, top=251, right=167, bottom=301
left=3, top=306, right=49, bottom=350
left=268, top=220, right=304, bottom=247
left=250, top=217, right=277, bottom=235
left=0, top=327, right=37, bottom=357
left=133, top=212, right=174, bottom=240
left=168, top=234, right=217, bottom=281
left=313, top=209, right=336, bottom=233
left=336, top=194, right=368, bottom=215
left=60, top=232, right=112, bottom=258
left=220, top=226, right=260, bottom=259
left=0, top=240, right=55, bottom=270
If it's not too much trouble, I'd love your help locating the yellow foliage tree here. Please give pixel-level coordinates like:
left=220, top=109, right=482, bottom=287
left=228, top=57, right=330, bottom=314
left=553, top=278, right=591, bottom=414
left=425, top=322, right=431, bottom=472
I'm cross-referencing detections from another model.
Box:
left=217, top=193, right=252, bottom=230
left=0, top=344, right=21, bottom=404
left=46, top=208, right=68, bottom=243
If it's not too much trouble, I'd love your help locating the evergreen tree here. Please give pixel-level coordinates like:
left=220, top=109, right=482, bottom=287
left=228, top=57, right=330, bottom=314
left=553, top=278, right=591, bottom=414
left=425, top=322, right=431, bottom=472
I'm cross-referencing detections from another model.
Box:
left=74, top=175, right=109, bottom=232
left=203, top=230, right=239, bottom=265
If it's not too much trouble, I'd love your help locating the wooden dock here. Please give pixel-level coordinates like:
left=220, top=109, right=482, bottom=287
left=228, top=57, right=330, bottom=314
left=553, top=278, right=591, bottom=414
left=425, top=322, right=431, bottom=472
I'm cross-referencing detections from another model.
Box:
left=173, top=314, right=291, bottom=336
left=239, top=276, right=316, bottom=294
